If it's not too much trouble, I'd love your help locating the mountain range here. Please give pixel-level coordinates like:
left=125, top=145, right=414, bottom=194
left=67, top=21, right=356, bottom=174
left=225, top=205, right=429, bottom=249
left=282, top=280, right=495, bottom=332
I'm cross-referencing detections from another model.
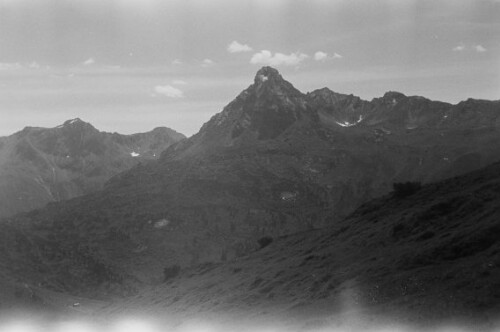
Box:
left=0, top=67, right=499, bottom=321
left=0, top=119, right=184, bottom=218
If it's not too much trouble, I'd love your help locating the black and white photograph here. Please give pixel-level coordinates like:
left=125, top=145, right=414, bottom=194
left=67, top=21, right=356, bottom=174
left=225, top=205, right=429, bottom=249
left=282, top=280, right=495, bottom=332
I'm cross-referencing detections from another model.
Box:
left=0, top=0, right=499, bottom=331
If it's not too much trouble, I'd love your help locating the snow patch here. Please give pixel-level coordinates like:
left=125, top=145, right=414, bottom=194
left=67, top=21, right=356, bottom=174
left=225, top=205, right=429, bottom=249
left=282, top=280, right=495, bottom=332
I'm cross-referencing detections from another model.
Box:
left=154, top=219, right=170, bottom=229
left=335, top=115, right=364, bottom=128
left=258, top=74, right=269, bottom=82
left=280, top=191, right=298, bottom=202
left=130, top=152, right=140, bottom=157
left=69, top=119, right=80, bottom=124
left=335, top=121, right=354, bottom=127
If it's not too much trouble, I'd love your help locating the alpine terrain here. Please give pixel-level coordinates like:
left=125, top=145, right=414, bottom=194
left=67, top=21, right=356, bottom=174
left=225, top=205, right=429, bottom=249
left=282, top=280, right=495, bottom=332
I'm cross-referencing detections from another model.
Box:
left=0, top=67, right=499, bottom=329
left=0, top=119, right=185, bottom=218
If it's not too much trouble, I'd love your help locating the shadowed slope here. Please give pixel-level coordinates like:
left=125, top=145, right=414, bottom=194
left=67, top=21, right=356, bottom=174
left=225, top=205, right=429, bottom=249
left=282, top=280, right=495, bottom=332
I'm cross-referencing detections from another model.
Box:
left=108, top=161, right=500, bottom=326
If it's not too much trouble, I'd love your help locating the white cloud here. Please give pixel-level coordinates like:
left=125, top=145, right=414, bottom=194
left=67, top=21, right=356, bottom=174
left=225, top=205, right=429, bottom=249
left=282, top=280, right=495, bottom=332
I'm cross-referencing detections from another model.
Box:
left=172, top=80, right=187, bottom=85
left=314, top=51, right=343, bottom=61
left=250, top=50, right=309, bottom=67
left=0, top=62, right=49, bottom=71
left=154, top=85, right=184, bottom=98
left=227, top=40, right=253, bottom=53
left=475, top=45, right=487, bottom=52
left=452, top=44, right=487, bottom=53
left=201, top=59, right=215, bottom=67
left=314, top=51, right=328, bottom=61
left=83, top=58, right=95, bottom=65
left=0, top=62, right=23, bottom=70
left=28, top=62, right=40, bottom=69
left=171, top=59, right=182, bottom=65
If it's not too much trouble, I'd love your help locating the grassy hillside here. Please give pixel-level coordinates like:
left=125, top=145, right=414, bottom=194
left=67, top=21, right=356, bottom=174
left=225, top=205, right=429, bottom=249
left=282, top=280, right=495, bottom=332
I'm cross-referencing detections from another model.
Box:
left=105, top=161, right=500, bottom=328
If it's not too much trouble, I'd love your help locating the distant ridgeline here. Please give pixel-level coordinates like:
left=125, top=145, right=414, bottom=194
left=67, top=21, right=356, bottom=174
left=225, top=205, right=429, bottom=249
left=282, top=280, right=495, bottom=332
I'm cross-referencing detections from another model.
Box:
left=0, top=118, right=185, bottom=218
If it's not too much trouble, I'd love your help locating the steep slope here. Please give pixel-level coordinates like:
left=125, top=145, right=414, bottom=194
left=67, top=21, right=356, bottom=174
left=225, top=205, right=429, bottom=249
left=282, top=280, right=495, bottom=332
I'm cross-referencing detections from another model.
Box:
left=1, top=67, right=499, bottom=297
left=107, top=161, right=500, bottom=327
left=0, top=119, right=185, bottom=218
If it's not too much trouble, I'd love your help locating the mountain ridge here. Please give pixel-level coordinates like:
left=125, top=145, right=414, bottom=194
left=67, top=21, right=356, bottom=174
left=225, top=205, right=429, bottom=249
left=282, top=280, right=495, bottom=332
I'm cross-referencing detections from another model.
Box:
left=1, top=67, right=500, bottom=301
left=0, top=119, right=185, bottom=218
left=168, top=67, right=499, bottom=159
left=5, top=118, right=182, bottom=140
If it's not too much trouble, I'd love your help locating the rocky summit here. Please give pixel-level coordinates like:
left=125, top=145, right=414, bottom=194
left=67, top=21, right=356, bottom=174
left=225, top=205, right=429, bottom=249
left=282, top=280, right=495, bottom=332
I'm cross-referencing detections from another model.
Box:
left=0, top=67, right=500, bottom=308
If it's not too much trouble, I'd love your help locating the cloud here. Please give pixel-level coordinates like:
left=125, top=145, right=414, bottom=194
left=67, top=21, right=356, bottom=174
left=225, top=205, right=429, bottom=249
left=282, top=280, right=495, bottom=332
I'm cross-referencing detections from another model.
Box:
left=0, top=62, right=23, bottom=70
left=475, top=45, right=487, bottom=52
left=83, top=58, right=95, bottom=65
left=172, top=80, right=187, bottom=85
left=0, top=62, right=49, bottom=71
left=28, top=62, right=41, bottom=69
left=154, top=85, right=184, bottom=98
left=201, top=59, right=215, bottom=67
left=171, top=59, right=182, bottom=65
left=250, top=50, right=309, bottom=67
left=314, top=51, right=343, bottom=61
left=453, top=44, right=487, bottom=53
left=227, top=40, right=253, bottom=53
left=314, top=51, right=328, bottom=61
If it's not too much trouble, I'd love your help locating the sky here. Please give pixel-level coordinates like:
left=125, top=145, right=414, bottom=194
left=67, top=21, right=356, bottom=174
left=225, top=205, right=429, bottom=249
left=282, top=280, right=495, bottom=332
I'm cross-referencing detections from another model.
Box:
left=0, top=0, right=499, bottom=137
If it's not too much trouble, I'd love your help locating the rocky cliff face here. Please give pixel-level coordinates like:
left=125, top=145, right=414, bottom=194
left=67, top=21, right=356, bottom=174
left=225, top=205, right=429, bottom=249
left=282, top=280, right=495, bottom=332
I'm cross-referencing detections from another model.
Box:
left=0, top=119, right=185, bottom=218
left=1, top=67, right=500, bottom=296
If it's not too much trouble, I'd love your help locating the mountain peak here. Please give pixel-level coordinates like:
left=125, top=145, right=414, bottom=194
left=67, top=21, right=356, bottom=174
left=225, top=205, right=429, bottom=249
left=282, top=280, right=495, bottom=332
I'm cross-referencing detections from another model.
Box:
left=62, top=118, right=96, bottom=128
left=195, top=67, right=306, bottom=142
left=382, top=91, right=407, bottom=100
left=57, top=118, right=98, bottom=134
left=307, top=87, right=352, bottom=102
left=63, top=118, right=85, bottom=126
left=251, top=66, right=303, bottom=100
left=254, top=66, right=282, bottom=84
